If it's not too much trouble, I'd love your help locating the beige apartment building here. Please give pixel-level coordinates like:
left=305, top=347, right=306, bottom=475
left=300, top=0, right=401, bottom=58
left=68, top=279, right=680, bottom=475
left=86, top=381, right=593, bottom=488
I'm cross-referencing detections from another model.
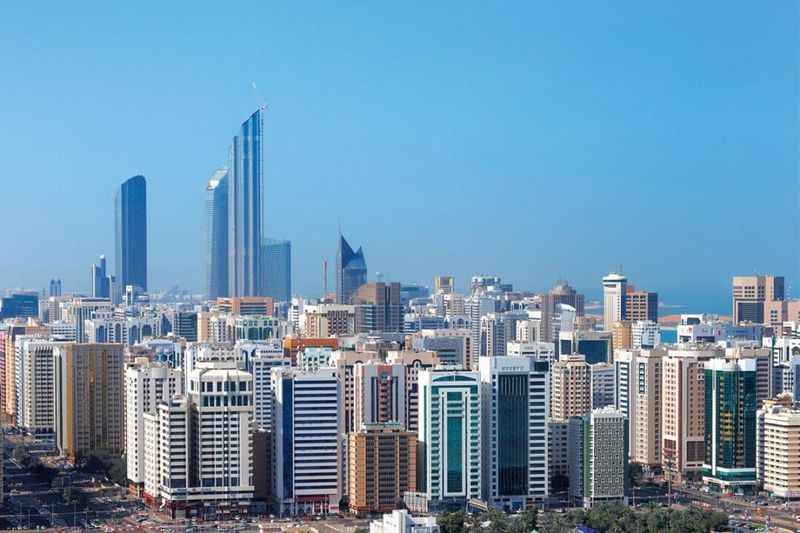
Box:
left=732, top=275, right=784, bottom=325
left=53, top=343, right=124, bottom=462
left=661, top=345, right=721, bottom=481
left=759, top=406, right=800, bottom=498
left=615, top=348, right=664, bottom=468
left=550, top=355, right=591, bottom=421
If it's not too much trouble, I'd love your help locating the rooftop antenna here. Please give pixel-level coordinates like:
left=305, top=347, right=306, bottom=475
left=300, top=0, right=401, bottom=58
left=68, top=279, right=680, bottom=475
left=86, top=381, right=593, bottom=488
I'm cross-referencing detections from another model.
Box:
left=323, top=259, right=328, bottom=299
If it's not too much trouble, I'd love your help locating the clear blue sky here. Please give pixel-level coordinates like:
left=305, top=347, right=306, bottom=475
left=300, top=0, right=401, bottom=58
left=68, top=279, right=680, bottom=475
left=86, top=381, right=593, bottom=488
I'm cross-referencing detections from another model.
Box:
left=1, top=1, right=797, bottom=312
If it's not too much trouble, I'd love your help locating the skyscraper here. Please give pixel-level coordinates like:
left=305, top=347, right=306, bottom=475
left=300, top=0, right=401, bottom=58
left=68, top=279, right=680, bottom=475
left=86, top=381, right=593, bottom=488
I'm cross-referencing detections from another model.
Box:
left=602, top=272, right=627, bottom=330
left=732, top=275, right=785, bottom=325
left=336, top=235, right=367, bottom=304
left=228, top=109, right=264, bottom=297
left=205, top=169, right=229, bottom=299
left=91, top=254, right=110, bottom=298
left=262, top=238, right=291, bottom=302
left=48, top=279, right=62, bottom=297
left=115, top=175, right=147, bottom=292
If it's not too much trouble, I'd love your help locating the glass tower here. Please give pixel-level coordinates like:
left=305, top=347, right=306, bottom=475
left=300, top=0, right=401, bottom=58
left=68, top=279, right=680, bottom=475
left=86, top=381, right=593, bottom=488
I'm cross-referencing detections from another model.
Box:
left=205, top=169, right=229, bottom=299
left=336, top=235, right=367, bottom=304
left=114, top=175, right=147, bottom=292
left=227, top=108, right=264, bottom=297
left=262, top=238, right=291, bottom=302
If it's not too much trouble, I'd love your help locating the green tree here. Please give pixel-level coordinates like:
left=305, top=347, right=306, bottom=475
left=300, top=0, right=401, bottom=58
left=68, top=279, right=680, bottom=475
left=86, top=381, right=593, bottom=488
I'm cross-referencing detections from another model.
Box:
left=439, top=511, right=466, bottom=533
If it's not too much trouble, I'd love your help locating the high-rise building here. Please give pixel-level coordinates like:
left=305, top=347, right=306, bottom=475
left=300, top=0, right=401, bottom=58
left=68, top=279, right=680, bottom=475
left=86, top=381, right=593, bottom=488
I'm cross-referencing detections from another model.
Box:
left=205, top=169, right=229, bottom=299
left=273, top=366, right=342, bottom=515
left=53, top=343, right=124, bottom=462
left=4, top=322, right=49, bottom=419
left=568, top=407, right=628, bottom=508
left=660, top=345, right=721, bottom=481
left=590, top=363, right=615, bottom=410
left=91, top=255, right=110, bottom=298
left=354, top=363, right=406, bottom=430
left=614, top=348, right=664, bottom=468
left=386, top=350, right=439, bottom=435
left=611, top=320, right=632, bottom=351
left=631, top=320, right=660, bottom=349
left=14, top=337, right=64, bottom=440
left=625, top=289, right=658, bottom=322
left=0, top=293, right=39, bottom=320
left=115, top=175, right=148, bottom=292
left=142, top=360, right=255, bottom=516
left=353, top=282, right=401, bottom=334
left=173, top=311, right=198, bottom=342
left=125, top=358, right=183, bottom=495
left=732, top=275, right=785, bottom=325
left=549, top=281, right=585, bottom=317
left=417, top=369, right=481, bottom=507
left=703, top=358, right=757, bottom=491
left=336, top=235, right=367, bottom=304
left=433, top=276, right=454, bottom=295
left=348, top=423, right=417, bottom=515
left=262, top=238, right=291, bottom=303
left=48, top=279, right=62, bottom=297
left=602, top=273, right=627, bottom=330
left=550, top=355, right=591, bottom=422
left=228, top=108, right=265, bottom=297
left=757, top=401, right=800, bottom=498
left=480, top=356, right=549, bottom=509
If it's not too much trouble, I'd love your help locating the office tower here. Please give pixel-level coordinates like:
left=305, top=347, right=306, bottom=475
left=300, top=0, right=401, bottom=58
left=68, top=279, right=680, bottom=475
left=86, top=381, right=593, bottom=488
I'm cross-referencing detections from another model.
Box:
left=480, top=356, right=549, bottom=509
left=48, top=279, right=62, bottom=297
left=205, top=169, right=229, bottom=299
left=217, top=296, right=274, bottom=316
left=625, top=289, right=658, bottom=322
left=354, top=363, right=406, bottom=430
left=549, top=281, right=585, bottom=317
left=575, top=331, right=613, bottom=365
left=91, top=254, right=110, bottom=298
left=631, top=320, right=660, bottom=349
left=348, top=423, right=417, bottom=515
left=336, top=235, right=367, bottom=304
left=703, top=358, right=757, bottom=491
left=15, top=337, right=63, bottom=440
left=125, top=359, right=183, bottom=495
left=590, top=363, right=615, bottom=410
left=228, top=108, right=264, bottom=297
left=115, top=175, right=148, bottom=292
left=386, top=351, right=439, bottom=434
left=756, top=400, right=800, bottom=498
left=143, top=360, right=254, bottom=516
left=273, top=366, right=342, bottom=516
left=550, top=355, right=591, bottom=421
left=262, top=238, right=291, bottom=302
left=732, top=275, right=785, bottom=325
left=547, top=420, right=569, bottom=492
left=417, top=369, right=481, bottom=507
left=0, top=293, right=39, bottom=319
left=173, top=311, right=198, bottom=342
left=602, top=273, right=627, bottom=330
left=568, top=407, right=628, bottom=508
left=53, top=343, right=124, bottom=462
left=353, top=282, right=401, bottom=334
left=434, top=276, right=454, bottom=295
left=615, top=348, right=664, bottom=468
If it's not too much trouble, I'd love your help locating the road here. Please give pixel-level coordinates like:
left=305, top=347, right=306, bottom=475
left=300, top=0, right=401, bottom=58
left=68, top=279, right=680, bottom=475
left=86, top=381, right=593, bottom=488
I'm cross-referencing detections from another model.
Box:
left=673, top=486, right=800, bottom=531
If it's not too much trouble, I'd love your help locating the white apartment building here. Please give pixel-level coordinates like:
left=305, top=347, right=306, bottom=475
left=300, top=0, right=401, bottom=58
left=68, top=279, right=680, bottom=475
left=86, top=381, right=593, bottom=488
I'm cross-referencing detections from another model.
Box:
left=126, top=359, right=183, bottom=492
left=15, top=337, right=64, bottom=439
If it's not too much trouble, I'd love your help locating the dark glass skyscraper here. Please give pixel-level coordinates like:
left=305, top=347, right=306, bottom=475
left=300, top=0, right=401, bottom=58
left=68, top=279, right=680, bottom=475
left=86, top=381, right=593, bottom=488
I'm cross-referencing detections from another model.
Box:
left=115, top=175, right=148, bottom=291
left=205, top=169, right=229, bottom=299
left=336, top=235, right=366, bottom=304
left=228, top=108, right=264, bottom=297
left=262, top=238, right=291, bottom=302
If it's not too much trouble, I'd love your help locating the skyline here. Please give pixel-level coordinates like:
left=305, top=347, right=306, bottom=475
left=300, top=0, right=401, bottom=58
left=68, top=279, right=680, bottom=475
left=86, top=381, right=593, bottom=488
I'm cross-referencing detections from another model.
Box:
left=0, top=2, right=797, bottom=312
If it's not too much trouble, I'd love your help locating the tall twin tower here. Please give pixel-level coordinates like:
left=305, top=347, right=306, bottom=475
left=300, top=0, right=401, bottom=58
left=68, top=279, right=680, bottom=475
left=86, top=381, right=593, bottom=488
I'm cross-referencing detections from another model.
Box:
left=206, top=108, right=270, bottom=299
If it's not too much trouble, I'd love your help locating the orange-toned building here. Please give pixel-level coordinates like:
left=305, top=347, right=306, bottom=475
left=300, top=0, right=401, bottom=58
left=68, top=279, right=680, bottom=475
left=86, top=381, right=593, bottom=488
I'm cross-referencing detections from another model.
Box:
left=216, top=296, right=274, bottom=316
left=282, top=337, right=338, bottom=365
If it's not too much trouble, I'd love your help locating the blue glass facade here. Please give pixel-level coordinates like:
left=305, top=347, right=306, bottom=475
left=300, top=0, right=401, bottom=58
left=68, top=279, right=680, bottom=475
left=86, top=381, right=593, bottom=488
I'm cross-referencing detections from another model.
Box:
left=336, top=235, right=367, bottom=304
left=262, top=238, right=291, bottom=302
left=115, top=175, right=148, bottom=291
left=205, top=170, right=229, bottom=298
left=0, top=293, right=38, bottom=319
